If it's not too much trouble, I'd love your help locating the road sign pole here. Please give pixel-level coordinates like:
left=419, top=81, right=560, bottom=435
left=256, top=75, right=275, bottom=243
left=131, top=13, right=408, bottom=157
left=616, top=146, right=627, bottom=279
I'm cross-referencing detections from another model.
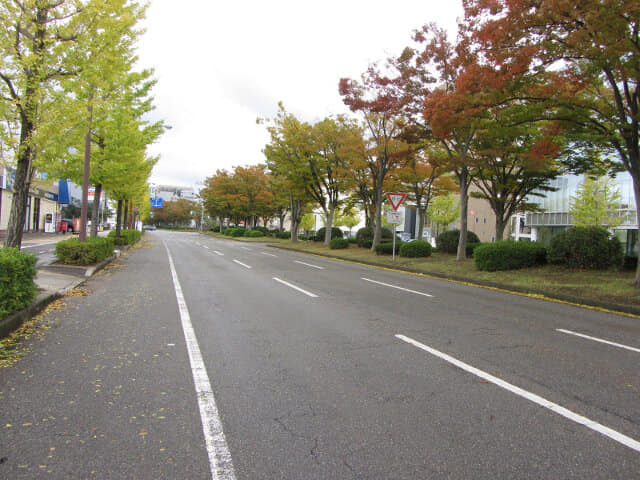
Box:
left=393, top=224, right=396, bottom=261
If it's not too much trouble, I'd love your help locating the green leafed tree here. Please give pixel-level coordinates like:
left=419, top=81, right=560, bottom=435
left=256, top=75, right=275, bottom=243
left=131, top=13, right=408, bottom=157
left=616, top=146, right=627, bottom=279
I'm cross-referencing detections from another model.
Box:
left=569, top=176, right=626, bottom=229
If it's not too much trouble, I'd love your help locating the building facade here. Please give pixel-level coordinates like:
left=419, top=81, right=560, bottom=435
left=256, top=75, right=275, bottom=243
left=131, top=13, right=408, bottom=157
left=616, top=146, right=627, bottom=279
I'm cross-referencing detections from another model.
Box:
left=0, top=166, right=61, bottom=233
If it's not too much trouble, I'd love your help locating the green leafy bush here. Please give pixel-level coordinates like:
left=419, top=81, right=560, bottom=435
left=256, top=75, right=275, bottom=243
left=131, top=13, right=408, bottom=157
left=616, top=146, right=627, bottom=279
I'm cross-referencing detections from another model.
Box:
left=0, top=248, right=37, bottom=320
left=436, top=229, right=480, bottom=254
left=276, top=231, right=291, bottom=239
left=108, top=229, right=141, bottom=246
left=55, top=237, right=115, bottom=265
left=244, top=229, right=265, bottom=238
left=474, top=241, right=547, bottom=271
left=315, top=227, right=343, bottom=241
left=348, top=237, right=357, bottom=244
left=230, top=227, right=246, bottom=237
left=466, top=242, right=482, bottom=257
left=548, top=226, right=623, bottom=269
left=374, top=241, right=403, bottom=255
left=211, top=225, right=221, bottom=232
left=399, top=240, right=432, bottom=258
left=329, top=238, right=349, bottom=249
left=355, top=226, right=394, bottom=247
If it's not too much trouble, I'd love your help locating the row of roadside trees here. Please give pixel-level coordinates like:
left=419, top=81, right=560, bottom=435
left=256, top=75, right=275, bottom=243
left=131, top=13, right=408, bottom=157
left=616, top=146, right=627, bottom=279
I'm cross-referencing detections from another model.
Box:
left=202, top=1, right=640, bottom=286
left=0, top=0, right=163, bottom=248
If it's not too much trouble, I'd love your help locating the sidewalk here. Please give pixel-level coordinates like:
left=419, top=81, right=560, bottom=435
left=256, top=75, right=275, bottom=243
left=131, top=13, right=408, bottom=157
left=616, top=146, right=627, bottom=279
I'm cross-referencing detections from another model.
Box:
left=0, top=233, right=119, bottom=338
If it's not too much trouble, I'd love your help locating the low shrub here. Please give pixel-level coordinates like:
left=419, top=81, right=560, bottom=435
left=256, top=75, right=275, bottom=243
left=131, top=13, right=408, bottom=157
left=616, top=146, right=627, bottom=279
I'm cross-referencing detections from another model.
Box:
left=0, top=248, right=37, bottom=320
left=298, top=234, right=308, bottom=241
left=436, top=229, right=480, bottom=254
left=466, top=242, right=482, bottom=257
left=399, top=240, right=432, bottom=258
left=315, top=227, right=343, bottom=242
left=230, top=227, right=246, bottom=237
left=211, top=225, right=221, bottom=232
left=356, top=226, right=394, bottom=247
left=374, top=241, right=403, bottom=255
left=55, top=236, right=115, bottom=266
left=252, top=226, right=270, bottom=235
left=276, top=231, right=291, bottom=239
left=474, top=241, right=547, bottom=271
left=244, top=229, right=265, bottom=238
left=108, top=229, right=141, bottom=246
left=548, top=227, right=623, bottom=270
left=348, top=237, right=357, bottom=244
left=329, top=238, right=350, bottom=249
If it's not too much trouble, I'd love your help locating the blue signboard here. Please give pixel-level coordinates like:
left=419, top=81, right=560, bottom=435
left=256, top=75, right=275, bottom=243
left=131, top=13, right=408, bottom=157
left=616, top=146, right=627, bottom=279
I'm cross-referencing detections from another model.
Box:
left=58, top=179, right=70, bottom=204
left=150, top=197, right=163, bottom=208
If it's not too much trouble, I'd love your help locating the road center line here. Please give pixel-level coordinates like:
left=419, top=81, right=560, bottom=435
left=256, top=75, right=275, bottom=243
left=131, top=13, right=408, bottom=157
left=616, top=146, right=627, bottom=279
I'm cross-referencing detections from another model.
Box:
left=240, top=246, right=251, bottom=251
left=163, top=242, right=237, bottom=480
left=362, top=278, right=433, bottom=297
left=213, top=251, right=224, bottom=256
left=261, top=252, right=277, bottom=257
left=294, top=260, right=325, bottom=270
left=233, top=259, right=252, bottom=269
left=273, top=277, right=318, bottom=298
left=203, top=245, right=210, bottom=250
left=395, top=334, right=640, bottom=454
left=557, top=329, right=640, bottom=354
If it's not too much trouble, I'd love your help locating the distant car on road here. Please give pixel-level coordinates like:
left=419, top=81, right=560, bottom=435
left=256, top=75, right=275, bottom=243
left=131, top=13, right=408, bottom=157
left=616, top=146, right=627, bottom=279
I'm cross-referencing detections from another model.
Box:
left=57, top=219, right=75, bottom=233
left=143, top=224, right=157, bottom=231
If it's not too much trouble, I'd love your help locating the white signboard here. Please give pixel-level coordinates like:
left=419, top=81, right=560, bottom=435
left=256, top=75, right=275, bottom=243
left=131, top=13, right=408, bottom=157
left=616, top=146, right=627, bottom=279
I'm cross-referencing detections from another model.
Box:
left=387, top=211, right=403, bottom=224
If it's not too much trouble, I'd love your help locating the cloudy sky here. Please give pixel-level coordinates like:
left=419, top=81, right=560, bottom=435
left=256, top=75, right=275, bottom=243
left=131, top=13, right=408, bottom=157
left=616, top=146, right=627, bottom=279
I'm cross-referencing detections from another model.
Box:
left=136, top=0, right=463, bottom=190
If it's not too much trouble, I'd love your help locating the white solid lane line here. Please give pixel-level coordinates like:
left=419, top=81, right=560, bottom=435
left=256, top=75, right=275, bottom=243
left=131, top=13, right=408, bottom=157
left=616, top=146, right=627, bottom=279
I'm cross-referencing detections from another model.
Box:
left=261, top=252, right=277, bottom=257
left=362, top=277, right=433, bottom=297
left=233, top=259, right=252, bottom=269
left=557, top=329, right=640, bottom=354
left=203, top=245, right=210, bottom=250
left=396, top=334, right=640, bottom=454
left=273, top=277, right=318, bottom=298
left=240, top=246, right=251, bottom=251
left=294, top=260, right=325, bottom=270
left=214, top=251, right=224, bottom=256
left=164, top=242, right=237, bottom=480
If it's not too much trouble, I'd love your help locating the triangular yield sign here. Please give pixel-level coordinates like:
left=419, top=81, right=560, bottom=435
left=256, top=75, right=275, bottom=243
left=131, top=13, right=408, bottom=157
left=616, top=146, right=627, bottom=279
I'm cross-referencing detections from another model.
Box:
left=386, top=192, right=406, bottom=211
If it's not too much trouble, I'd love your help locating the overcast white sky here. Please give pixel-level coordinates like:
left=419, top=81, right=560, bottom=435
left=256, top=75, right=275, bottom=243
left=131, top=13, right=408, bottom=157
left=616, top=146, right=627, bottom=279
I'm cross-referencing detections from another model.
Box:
left=136, top=0, right=463, bottom=190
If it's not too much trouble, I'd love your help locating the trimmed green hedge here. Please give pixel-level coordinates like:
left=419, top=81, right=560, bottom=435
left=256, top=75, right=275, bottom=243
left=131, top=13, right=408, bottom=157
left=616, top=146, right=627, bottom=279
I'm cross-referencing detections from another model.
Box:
left=356, top=226, right=395, bottom=247
left=244, top=229, right=265, bottom=238
left=548, top=227, right=623, bottom=270
left=55, top=237, right=115, bottom=266
left=275, top=231, right=291, bottom=239
left=474, top=241, right=547, bottom=271
left=329, top=238, right=350, bottom=249
left=315, top=227, right=343, bottom=241
left=375, top=241, right=403, bottom=255
left=436, top=229, right=480, bottom=254
left=230, top=227, right=246, bottom=237
left=399, top=240, right=432, bottom=258
left=108, top=229, right=141, bottom=246
left=0, top=248, right=37, bottom=320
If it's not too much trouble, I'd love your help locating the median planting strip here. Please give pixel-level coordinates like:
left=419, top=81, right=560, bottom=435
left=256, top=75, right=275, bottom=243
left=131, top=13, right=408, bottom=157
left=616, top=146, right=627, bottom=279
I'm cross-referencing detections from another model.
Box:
left=395, top=334, right=640, bottom=454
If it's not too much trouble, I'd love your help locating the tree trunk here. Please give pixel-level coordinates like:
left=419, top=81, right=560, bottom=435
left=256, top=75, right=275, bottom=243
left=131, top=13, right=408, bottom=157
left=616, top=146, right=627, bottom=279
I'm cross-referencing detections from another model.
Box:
left=123, top=200, right=129, bottom=231
left=79, top=95, right=94, bottom=242
left=456, top=168, right=469, bottom=261
left=290, top=198, right=302, bottom=242
left=90, top=183, right=102, bottom=237
left=4, top=109, right=36, bottom=249
left=631, top=171, right=640, bottom=285
left=495, top=214, right=507, bottom=242
left=417, top=207, right=426, bottom=240
left=371, top=187, right=383, bottom=251
left=116, top=200, right=123, bottom=237
left=323, top=205, right=334, bottom=246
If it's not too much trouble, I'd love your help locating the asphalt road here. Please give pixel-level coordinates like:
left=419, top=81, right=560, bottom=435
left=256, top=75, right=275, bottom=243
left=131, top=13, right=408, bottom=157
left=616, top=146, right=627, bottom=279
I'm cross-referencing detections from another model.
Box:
left=1, top=230, right=639, bottom=479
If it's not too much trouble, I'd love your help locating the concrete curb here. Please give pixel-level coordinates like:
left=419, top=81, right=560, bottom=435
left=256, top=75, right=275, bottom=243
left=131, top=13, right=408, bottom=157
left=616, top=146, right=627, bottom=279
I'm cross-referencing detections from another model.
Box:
left=269, top=244, right=640, bottom=318
left=0, top=248, right=127, bottom=340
